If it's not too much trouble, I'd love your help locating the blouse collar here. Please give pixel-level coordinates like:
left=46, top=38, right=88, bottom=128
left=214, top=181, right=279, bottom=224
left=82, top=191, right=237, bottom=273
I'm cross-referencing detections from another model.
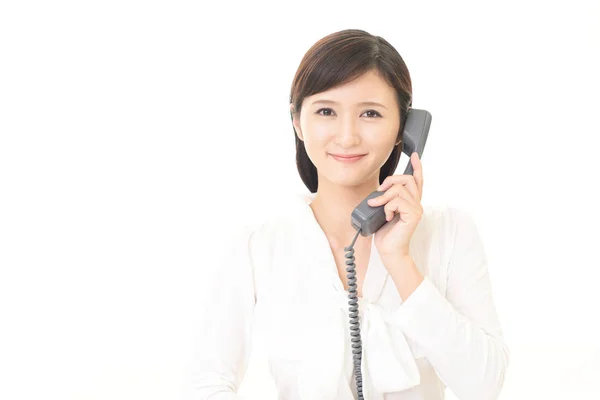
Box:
left=290, top=191, right=389, bottom=303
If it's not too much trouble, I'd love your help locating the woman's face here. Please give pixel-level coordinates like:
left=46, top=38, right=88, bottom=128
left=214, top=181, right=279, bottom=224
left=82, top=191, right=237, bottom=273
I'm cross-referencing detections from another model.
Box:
left=291, top=69, right=401, bottom=189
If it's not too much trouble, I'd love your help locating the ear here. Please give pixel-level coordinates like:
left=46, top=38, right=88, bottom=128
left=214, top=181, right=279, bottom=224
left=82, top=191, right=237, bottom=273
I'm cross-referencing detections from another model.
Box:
left=290, top=103, right=304, bottom=141
left=395, top=131, right=402, bottom=147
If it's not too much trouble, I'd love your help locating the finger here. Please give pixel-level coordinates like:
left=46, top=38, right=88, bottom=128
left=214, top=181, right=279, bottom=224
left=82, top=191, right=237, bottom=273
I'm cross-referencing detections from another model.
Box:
left=411, top=152, right=424, bottom=198
left=376, top=175, right=419, bottom=202
left=368, top=185, right=402, bottom=207
left=368, top=183, right=414, bottom=209
left=383, top=197, right=419, bottom=222
left=368, top=182, right=415, bottom=208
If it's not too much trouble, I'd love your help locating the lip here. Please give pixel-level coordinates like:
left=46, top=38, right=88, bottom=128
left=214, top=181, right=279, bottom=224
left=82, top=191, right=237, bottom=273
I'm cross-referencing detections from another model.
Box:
left=329, top=153, right=366, bottom=163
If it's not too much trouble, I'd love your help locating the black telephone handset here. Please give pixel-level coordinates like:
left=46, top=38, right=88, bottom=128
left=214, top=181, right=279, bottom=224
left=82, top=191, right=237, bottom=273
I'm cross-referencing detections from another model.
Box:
left=345, top=108, right=431, bottom=400
left=351, top=108, right=432, bottom=237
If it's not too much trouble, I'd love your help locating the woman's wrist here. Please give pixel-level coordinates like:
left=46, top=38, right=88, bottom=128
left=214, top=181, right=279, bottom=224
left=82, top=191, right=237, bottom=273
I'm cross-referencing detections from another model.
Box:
left=381, top=254, right=424, bottom=301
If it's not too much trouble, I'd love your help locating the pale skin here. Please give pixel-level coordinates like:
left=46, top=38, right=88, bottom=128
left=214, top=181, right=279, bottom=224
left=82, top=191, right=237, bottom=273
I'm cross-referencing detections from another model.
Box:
left=291, top=69, right=424, bottom=301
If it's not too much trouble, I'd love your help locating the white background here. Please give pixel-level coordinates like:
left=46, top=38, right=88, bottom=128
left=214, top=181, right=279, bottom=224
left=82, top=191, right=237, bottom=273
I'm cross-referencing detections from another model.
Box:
left=1, top=1, right=599, bottom=399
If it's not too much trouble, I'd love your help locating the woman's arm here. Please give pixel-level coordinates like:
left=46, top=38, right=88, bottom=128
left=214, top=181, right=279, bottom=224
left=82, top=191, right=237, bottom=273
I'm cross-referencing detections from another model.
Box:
left=182, top=227, right=257, bottom=400
left=384, top=207, right=509, bottom=400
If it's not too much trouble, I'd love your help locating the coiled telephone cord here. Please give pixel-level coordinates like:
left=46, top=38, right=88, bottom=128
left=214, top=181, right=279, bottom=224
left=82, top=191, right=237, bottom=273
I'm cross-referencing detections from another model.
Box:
left=344, top=227, right=365, bottom=400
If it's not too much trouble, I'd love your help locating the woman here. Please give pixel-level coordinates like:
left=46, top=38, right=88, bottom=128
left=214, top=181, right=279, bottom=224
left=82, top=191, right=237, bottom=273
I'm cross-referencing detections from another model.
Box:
left=185, top=29, right=509, bottom=400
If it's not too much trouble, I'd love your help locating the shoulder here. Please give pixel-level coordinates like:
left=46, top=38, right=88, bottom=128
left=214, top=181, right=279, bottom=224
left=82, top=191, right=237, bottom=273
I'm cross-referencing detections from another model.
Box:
left=413, top=203, right=454, bottom=248
left=423, top=204, right=484, bottom=256
left=412, top=203, right=479, bottom=291
left=418, top=203, right=477, bottom=245
left=228, top=194, right=304, bottom=266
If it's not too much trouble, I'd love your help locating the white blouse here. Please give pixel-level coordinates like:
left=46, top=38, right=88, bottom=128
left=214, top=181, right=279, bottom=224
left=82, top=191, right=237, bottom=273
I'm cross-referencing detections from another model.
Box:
left=183, top=192, right=509, bottom=400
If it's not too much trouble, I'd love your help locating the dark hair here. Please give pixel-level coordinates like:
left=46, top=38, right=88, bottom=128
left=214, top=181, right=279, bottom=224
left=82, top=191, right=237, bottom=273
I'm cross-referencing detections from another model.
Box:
left=289, top=29, right=413, bottom=193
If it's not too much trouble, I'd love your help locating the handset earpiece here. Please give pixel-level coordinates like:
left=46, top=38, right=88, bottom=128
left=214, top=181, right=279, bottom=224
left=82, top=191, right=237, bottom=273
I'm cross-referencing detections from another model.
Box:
left=401, top=108, right=432, bottom=175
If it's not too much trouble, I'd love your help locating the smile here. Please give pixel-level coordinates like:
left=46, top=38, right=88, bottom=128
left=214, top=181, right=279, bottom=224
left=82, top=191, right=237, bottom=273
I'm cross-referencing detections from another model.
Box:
left=330, top=154, right=366, bottom=163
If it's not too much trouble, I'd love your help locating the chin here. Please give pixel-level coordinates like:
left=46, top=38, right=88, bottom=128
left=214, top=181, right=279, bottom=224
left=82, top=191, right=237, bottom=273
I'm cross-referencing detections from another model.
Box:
left=325, top=172, right=373, bottom=188
left=317, top=157, right=380, bottom=187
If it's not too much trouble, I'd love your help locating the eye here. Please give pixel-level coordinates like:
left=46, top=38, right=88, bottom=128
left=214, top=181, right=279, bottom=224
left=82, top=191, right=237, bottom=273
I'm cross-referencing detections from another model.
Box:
left=316, top=108, right=335, bottom=116
left=363, top=110, right=382, bottom=118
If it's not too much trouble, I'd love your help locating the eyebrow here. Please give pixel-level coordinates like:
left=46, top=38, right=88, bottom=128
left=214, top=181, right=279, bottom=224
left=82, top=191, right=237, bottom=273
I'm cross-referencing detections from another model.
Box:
left=311, top=99, right=388, bottom=110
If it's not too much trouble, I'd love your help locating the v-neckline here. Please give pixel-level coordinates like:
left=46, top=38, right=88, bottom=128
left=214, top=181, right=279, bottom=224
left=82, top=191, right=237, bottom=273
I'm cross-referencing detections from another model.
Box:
left=299, top=192, right=389, bottom=304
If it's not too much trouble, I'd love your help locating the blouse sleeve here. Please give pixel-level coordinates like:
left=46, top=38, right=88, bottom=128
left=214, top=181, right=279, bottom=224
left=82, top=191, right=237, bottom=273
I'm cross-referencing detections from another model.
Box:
left=182, top=226, right=258, bottom=399
left=385, top=207, right=509, bottom=400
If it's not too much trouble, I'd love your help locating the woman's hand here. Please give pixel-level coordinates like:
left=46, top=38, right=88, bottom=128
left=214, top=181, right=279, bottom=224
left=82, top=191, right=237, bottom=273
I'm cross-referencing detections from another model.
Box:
left=368, top=152, right=424, bottom=260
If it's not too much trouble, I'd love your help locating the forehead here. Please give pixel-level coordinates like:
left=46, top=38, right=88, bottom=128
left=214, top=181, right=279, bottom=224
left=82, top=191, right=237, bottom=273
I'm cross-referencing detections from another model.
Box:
left=307, top=70, right=396, bottom=105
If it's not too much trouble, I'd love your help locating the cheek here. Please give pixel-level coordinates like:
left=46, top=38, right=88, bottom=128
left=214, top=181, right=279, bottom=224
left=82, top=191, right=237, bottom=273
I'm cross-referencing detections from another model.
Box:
left=363, top=127, right=397, bottom=147
left=304, top=120, right=331, bottom=140
left=302, top=121, right=331, bottom=148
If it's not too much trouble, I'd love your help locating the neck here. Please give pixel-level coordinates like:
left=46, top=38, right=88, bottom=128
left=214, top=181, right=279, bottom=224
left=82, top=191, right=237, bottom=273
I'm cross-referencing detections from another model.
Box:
left=309, top=175, right=380, bottom=249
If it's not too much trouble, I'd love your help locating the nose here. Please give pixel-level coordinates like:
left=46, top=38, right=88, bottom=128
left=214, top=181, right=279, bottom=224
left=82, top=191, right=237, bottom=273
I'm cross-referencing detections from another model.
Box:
left=334, top=114, right=360, bottom=148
